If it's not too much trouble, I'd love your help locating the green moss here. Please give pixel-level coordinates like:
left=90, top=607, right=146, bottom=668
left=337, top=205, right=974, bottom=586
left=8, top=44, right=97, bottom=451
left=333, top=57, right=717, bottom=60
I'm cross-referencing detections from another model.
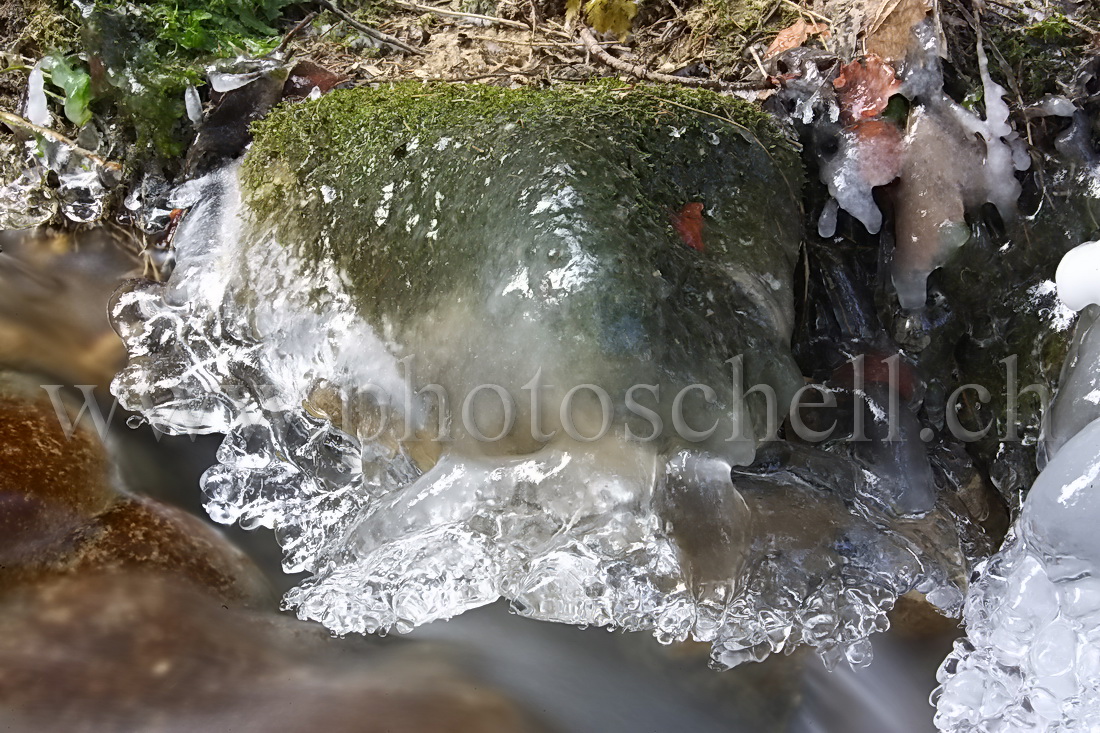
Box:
left=19, top=0, right=80, bottom=54
left=1024, top=13, right=1074, bottom=43
left=75, top=0, right=295, bottom=159
left=703, top=0, right=778, bottom=32
left=690, top=0, right=796, bottom=66
left=244, top=81, right=798, bottom=275
left=246, top=79, right=793, bottom=195
left=984, top=14, right=1089, bottom=101
left=244, top=81, right=801, bottom=310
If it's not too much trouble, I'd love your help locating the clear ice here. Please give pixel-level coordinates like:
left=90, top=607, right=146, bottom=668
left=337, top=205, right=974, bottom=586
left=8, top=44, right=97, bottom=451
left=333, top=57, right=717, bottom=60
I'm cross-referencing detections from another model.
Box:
left=112, top=88, right=972, bottom=668
left=934, top=416, right=1100, bottom=731
left=934, top=235, right=1100, bottom=730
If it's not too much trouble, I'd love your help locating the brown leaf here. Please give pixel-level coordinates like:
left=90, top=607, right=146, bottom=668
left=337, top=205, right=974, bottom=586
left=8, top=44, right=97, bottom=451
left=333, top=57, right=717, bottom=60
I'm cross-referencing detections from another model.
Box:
left=670, top=202, right=705, bottom=252
left=864, top=0, right=932, bottom=62
left=765, top=19, right=830, bottom=59
left=282, top=60, right=348, bottom=100
left=833, top=54, right=902, bottom=124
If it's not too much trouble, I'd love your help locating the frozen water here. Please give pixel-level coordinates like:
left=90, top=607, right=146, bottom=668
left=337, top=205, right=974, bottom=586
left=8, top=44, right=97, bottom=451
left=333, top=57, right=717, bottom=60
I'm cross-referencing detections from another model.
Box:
left=113, top=103, right=972, bottom=668
left=890, top=26, right=1028, bottom=311
left=809, top=21, right=1029, bottom=310
left=1042, top=305, right=1100, bottom=466
left=1056, top=240, right=1100, bottom=312
left=25, top=61, right=52, bottom=127
left=935, top=237, right=1100, bottom=729
left=934, top=418, right=1100, bottom=731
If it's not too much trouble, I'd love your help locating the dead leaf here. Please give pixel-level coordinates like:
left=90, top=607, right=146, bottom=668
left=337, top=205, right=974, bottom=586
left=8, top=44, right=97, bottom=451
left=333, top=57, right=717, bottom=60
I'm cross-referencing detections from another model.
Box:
left=585, top=0, right=638, bottom=41
left=282, top=60, right=348, bottom=100
left=864, top=0, right=932, bottom=62
left=833, top=54, right=901, bottom=124
left=670, top=202, right=705, bottom=252
left=765, top=19, right=830, bottom=59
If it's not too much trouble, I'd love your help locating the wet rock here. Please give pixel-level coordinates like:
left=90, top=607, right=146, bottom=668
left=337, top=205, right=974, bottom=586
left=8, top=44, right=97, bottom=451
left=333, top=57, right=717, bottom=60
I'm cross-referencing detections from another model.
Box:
left=114, top=80, right=977, bottom=668
left=0, top=373, right=116, bottom=548
left=0, top=365, right=537, bottom=732
left=0, top=371, right=271, bottom=607
left=184, top=61, right=290, bottom=176
left=241, top=82, right=807, bottom=461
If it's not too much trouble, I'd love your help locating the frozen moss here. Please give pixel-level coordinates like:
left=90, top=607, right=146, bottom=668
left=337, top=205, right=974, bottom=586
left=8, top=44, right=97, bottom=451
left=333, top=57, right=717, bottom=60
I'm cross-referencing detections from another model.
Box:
left=243, top=80, right=802, bottom=326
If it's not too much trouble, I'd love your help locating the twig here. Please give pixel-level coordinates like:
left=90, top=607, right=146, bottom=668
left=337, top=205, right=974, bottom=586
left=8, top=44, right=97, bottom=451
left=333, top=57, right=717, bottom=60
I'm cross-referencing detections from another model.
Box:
left=465, top=33, right=621, bottom=49
left=579, top=26, right=760, bottom=92
left=316, top=0, right=425, bottom=55
left=0, top=111, right=120, bottom=172
left=388, top=0, right=530, bottom=30
left=1064, top=16, right=1099, bottom=35
left=271, top=11, right=319, bottom=56
left=428, top=69, right=546, bottom=81
left=748, top=44, right=768, bottom=77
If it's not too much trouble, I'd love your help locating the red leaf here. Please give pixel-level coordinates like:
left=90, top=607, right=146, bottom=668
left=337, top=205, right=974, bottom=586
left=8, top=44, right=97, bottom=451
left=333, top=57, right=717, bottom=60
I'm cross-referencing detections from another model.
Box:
left=833, top=54, right=901, bottom=125
left=282, top=60, right=348, bottom=100
left=671, top=202, right=705, bottom=252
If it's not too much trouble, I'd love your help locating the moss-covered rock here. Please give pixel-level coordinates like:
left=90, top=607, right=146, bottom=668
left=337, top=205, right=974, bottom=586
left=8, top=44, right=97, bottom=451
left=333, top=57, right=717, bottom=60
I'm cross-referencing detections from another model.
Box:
left=243, top=81, right=806, bottom=459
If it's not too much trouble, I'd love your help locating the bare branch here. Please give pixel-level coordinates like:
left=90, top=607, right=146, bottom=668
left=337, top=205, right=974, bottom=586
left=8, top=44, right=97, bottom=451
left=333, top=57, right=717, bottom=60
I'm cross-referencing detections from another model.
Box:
left=316, top=0, right=425, bottom=55
left=0, top=111, right=121, bottom=173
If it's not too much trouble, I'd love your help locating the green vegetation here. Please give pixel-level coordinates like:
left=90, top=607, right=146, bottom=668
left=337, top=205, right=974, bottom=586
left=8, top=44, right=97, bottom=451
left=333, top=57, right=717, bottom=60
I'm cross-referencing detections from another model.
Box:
left=42, top=54, right=93, bottom=125
left=691, top=0, right=798, bottom=68
left=984, top=12, right=1089, bottom=100
left=247, top=78, right=787, bottom=173
left=566, top=0, right=638, bottom=40
left=242, top=79, right=802, bottom=308
left=242, top=77, right=800, bottom=281
left=133, top=0, right=293, bottom=53
left=80, top=0, right=296, bottom=159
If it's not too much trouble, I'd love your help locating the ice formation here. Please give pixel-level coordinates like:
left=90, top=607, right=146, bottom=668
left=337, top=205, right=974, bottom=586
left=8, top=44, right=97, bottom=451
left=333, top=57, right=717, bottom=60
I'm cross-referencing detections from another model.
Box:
left=0, top=71, right=120, bottom=228
left=1056, top=240, right=1100, bottom=312
left=1042, top=305, right=1100, bottom=467
left=934, top=239, right=1100, bottom=730
left=934, top=417, right=1100, bottom=731
left=113, top=86, right=972, bottom=668
left=892, top=28, right=1031, bottom=310
left=812, top=23, right=1029, bottom=310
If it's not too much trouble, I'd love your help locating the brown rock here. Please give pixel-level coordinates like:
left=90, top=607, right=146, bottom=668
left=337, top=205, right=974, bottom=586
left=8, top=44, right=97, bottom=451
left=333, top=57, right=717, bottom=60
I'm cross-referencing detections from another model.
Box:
left=0, top=372, right=272, bottom=607
left=888, top=590, right=961, bottom=639
left=0, top=375, right=115, bottom=571
left=56, top=496, right=274, bottom=607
